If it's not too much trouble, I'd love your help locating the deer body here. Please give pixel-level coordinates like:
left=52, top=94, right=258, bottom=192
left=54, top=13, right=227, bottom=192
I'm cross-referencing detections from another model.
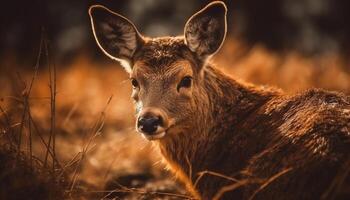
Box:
left=158, top=64, right=350, bottom=199
left=89, top=2, right=350, bottom=199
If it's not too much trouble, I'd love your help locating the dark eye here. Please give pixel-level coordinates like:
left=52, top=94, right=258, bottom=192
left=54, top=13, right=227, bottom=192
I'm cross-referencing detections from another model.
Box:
left=177, top=76, right=192, bottom=91
left=131, top=78, right=139, bottom=88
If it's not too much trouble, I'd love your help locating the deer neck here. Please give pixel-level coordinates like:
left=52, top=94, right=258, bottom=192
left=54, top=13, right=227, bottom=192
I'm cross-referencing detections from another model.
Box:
left=157, top=64, right=280, bottom=193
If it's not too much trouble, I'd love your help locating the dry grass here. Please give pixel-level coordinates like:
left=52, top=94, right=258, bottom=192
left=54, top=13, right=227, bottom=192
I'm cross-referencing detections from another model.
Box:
left=0, top=37, right=349, bottom=199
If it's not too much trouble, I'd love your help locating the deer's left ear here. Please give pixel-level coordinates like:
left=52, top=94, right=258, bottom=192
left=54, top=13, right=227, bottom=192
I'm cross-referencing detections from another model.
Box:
left=184, top=1, right=227, bottom=59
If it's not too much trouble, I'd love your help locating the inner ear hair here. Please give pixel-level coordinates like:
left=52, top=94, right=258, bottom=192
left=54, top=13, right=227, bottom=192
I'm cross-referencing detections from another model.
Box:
left=184, top=1, right=227, bottom=59
left=89, top=5, right=144, bottom=72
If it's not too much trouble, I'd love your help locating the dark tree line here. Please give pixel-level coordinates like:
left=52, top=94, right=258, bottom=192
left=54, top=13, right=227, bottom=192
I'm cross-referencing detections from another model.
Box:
left=0, top=0, right=349, bottom=63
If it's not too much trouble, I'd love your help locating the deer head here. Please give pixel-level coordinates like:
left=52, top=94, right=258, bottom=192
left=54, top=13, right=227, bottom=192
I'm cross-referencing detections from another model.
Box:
left=89, top=1, right=227, bottom=140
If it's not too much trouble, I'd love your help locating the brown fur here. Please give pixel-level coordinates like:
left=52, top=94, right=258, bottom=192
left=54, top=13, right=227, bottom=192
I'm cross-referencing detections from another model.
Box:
left=89, top=2, right=350, bottom=199
left=157, top=60, right=350, bottom=199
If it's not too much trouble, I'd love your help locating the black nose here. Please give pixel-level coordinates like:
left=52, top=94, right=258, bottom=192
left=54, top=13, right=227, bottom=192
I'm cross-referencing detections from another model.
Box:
left=137, top=116, right=162, bottom=135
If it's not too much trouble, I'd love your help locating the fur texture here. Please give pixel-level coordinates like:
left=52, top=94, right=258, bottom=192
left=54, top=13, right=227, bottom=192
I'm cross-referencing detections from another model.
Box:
left=158, top=63, right=350, bottom=199
left=89, top=2, right=350, bottom=199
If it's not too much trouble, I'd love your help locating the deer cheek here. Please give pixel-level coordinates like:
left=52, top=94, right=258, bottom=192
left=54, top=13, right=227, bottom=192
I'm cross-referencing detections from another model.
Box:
left=131, top=89, right=139, bottom=101
left=178, top=87, right=193, bottom=99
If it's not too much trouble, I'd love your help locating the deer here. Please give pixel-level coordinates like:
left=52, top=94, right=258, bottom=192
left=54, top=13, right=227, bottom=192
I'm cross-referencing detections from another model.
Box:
left=88, top=1, right=350, bottom=199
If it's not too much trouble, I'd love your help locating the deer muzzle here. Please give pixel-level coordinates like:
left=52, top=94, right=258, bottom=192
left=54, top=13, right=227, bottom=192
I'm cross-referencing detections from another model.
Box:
left=136, top=107, right=170, bottom=140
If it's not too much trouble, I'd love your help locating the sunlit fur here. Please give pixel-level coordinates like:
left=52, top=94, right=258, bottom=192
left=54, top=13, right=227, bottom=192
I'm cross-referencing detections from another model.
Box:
left=90, top=2, right=350, bottom=199
left=130, top=36, right=350, bottom=200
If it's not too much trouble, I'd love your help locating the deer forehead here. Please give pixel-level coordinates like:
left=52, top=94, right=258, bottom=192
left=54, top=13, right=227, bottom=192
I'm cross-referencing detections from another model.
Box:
left=133, top=60, right=193, bottom=81
left=134, top=37, right=189, bottom=63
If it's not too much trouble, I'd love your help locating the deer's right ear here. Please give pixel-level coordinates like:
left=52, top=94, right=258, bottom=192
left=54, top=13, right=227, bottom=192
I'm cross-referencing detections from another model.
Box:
left=89, top=5, right=144, bottom=73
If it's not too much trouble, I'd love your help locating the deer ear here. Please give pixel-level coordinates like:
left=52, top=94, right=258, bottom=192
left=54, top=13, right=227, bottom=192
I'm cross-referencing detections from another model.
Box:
left=184, top=1, right=227, bottom=59
left=89, top=5, right=144, bottom=73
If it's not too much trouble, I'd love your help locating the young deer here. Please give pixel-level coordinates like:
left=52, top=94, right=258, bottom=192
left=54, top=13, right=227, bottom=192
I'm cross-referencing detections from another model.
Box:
left=89, top=2, right=350, bottom=199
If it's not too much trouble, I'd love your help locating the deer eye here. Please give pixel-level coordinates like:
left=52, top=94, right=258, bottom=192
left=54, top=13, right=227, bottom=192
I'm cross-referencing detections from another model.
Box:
left=131, top=78, right=139, bottom=88
left=177, top=76, right=192, bottom=91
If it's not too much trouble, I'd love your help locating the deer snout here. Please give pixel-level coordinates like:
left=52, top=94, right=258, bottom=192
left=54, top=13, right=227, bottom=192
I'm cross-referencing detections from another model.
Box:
left=137, top=108, right=169, bottom=140
left=138, top=116, right=162, bottom=134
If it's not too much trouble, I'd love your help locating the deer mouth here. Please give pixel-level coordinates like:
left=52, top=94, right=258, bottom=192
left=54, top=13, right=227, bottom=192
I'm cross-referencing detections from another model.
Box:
left=141, top=131, right=166, bottom=140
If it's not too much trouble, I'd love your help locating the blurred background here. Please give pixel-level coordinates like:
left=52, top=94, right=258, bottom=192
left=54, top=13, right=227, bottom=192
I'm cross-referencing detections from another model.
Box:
left=1, top=0, right=350, bottom=61
left=0, top=0, right=349, bottom=199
